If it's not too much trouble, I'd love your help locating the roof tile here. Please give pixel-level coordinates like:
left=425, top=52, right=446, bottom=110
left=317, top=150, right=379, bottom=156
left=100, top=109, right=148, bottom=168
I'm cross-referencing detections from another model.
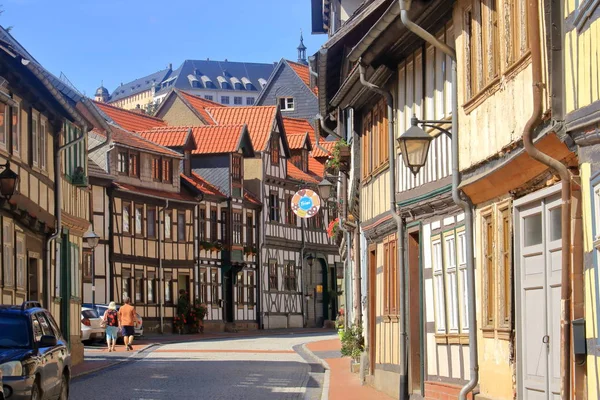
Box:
left=92, top=126, right=181, bottom=158
left=206, top=105, right=277, bottom=151
left=114, top=182, right=195, bottom=202
left=286, top=60, right=318, bottom=95
left=179, top=90, right=224, bottom=124
left=94, top=101, right=166, bottom=132
left=137, top=126, right=191, bottom=148
left=287, top=161, right=319, bottom=184
left=189, top=125, right=245, bottom=154
left=181, top=172, right=226, bottom=198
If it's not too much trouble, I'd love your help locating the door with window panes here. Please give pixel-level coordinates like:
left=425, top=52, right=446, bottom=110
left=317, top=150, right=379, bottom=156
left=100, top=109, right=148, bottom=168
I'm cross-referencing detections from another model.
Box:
left=514, top=186, right=562, bottom=399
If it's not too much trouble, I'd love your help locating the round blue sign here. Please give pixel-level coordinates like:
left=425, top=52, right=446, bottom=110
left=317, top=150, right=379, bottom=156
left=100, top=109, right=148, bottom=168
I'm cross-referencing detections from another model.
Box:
left=299, top=197, right=313, bottom=210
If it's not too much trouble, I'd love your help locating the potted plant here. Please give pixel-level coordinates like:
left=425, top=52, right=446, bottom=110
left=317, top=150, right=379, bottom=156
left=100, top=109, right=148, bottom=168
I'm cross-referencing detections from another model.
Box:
left=200, top=241, right=213, bottom=251
left=340, top=324, right=365, bottom=365
left=327, top=218, right=340, bottom=240
left=212, top=240, right=223, bottom=252
left=335, top=308, right=345, bottom=339
left=325, top=140, right=350, bottom=173
left=173, top=314, right=186, bottom=334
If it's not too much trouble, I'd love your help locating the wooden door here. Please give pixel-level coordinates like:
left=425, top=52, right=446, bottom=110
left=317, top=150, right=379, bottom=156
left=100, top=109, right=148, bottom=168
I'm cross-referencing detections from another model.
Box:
left=515, top=186, right=562, bottom=400
left=368, top=247, right=377, bottom=374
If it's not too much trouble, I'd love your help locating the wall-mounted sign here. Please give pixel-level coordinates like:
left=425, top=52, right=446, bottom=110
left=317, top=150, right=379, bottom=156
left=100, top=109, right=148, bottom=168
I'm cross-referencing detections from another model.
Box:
left=291, top=189, right=321, bottom=218
left=316, top=285, right=323, bottom=293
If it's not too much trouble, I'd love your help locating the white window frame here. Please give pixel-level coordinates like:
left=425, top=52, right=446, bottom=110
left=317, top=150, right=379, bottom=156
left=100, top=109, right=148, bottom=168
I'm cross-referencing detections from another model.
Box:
left=444, top=232, right=459, bottom=333
left=221, top=96, right=230, bottom=105
left=12, top=100, right=20, bottom=155
left=40, top=117, right=47, bottom=169
left=0, top=102, right=7, bottom=148
left=16, top=232, right=25, bottom=290
left=432, top=237, right=446, bottom=333
left=234, top=96, right=242, bottom=105
left=3, top=220, right=14, bottom=287
left=457, top=229, right=469, bottom=331
left=32, top=112, right=39, bottom=167
left=278, top=97, right=294, bottom=111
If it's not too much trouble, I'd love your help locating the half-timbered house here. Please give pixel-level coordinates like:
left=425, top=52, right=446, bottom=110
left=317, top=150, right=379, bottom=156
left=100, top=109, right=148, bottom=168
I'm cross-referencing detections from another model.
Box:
left=0, top=27, right=93, bottom=364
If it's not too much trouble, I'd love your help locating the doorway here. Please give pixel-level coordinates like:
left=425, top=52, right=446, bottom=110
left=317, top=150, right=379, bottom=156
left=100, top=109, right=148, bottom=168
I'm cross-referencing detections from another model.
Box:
left=28, top=256, right=40, bottom=303
left=223, top=270, right=234, bottom=323
left=407, top=230, right=422, bottom=394
left=368, top=246, right=377, bottom=374
left=515, top=185, right=562, bottom=399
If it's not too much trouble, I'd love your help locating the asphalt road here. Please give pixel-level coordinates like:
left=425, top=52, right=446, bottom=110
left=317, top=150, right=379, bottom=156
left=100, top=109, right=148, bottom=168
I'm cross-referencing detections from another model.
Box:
left=71, top=332, right=334, bottom=400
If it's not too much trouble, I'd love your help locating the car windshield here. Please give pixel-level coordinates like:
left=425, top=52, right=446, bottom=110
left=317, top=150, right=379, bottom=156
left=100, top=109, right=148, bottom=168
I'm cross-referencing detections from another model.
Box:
left=0, top=315, right=30, bottom=348
left=82, top=309, right=99, bottom=319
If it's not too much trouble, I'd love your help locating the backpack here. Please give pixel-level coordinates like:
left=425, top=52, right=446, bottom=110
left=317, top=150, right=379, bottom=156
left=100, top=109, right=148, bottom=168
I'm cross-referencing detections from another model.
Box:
left=105, top=310, right=118, bottom=327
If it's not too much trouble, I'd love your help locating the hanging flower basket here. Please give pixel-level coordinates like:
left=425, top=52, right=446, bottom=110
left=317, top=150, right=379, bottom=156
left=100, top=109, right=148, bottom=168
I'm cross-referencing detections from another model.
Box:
left=325, top=140, right=350, bottom=173
left=200, top=241, right=213, bottom=251
left=212, top=241, right=223, bottom=252
left=327, top=218, right=340, bottom=239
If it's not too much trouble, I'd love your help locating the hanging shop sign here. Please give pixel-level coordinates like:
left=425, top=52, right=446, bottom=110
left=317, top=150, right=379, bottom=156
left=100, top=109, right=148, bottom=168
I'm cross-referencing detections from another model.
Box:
left=290, top=189, right=321, bottom=218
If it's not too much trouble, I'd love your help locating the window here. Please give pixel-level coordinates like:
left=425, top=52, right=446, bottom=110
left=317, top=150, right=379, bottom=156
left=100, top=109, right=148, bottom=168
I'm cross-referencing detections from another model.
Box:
left=482, top=213, right=494, bottom=329
left=70, top=243, right=80, bottom=298
left=16, top=233, right=25, bottom=290
left=205, top=95, right=213, bottom=101
left=236, top=271, right=244, bottom=304
left=117, top=150, right=139, bottom=177
left=178, top=212, right=186, bottom=241
left=118, top=152, right=128, bottom=174
left=32, top=113, right=39, bottom=166
left=232, top=155, right=242, bottom=181
left=246, top=97, right=255, bottom=106
left=291, top=150, right=309, bottom=172
left=234, top=96, right=242, bottom=105
left=135, top=206, right=143, bottom=235
left=83, top=250, right=92, bottom=283
left=278, top=97, right=294, bottom=111
left=498, top=208, right=511, bottom=330
left=269, top=260, right=278, bottom=290
left=220, top=210, right=228, bottom=243
left=458, top=230, right=469, bottom=331
left=383, top=235, right=398, bottom=315
left=147, top=207, right=156, bottom=238
left=162, top=159, right=172, bottom=183
left=123, top=203, right=131, bottom=233
left=269, top=193, right=280, bottom=222
left=286, top=195, right=296, bottom=226
left=432, top=238, right=445, bottom=333
left=165, top=210, right=172, bottom=239
left=270, top=134, right=280, bottom=165
left=129, top=152, right=140, bottom=177
left=147, top=273, right=155, bottom=303
left=221, top=96, right=230, bottom=105
left=233, top=212, right=242, bottom=244
left=199, top=268, right=208, bottom=304
left=444, top=233, right=458, bottom=332
left=134, top=271, right=143, bottom=303
left=0, top=103, right=6, bottom=146
left=211, top=269, right=219, bottom=305
left=210, top=208, right=218, bottom=241
left=284, top=262, right=296, bottom=291
left=152, top=157, right=161, bottom=181
left=11, top=102, right=19, bottom=153
left=361, top=99, right=388, bottom=178
left=247, top=271, right=255, bottom=305
left=246, top=215, right=254, bottom=246
left=122, top=271, right=131, bottom=301
left=164, top=273, right=172, bottom=304
left=464, top=0, right=527, bottom=101
left=40, top=119, right=47, bottom=169
left=199, top=208, right=206, bottom=241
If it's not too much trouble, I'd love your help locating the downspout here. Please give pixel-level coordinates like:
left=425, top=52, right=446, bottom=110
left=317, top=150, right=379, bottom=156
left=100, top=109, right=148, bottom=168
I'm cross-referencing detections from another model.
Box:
left=300, top=217, right=307, bottom=327
left=256, top=208, right=262, bottom=329
left=399, top=2, right=478, bottom=400
left=523, top=0, right=571, bottom=398
left=358, top=62, right=407, bottom=400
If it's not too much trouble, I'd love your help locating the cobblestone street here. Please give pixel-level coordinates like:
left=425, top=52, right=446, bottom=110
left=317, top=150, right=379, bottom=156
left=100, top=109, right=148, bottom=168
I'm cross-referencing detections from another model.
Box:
left=71, top=332, right=335, bottom=400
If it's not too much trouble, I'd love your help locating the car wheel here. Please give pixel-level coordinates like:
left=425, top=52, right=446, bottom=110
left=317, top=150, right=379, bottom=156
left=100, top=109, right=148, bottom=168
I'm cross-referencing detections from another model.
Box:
left=30, top=378, right=41, bottom=400
left=59, top=374, right=69, bottom=400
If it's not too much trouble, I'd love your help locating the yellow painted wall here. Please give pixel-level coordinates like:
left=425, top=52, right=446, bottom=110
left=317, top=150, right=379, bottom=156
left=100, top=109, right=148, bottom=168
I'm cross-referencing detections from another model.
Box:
left=159, top=96, right=207, bottom=126
left=360, top=170, right=390, bottom=222
left=109, top=90, right=154, bottom=111
left=564, top=8, right=600, bottom=115
left=374, top=240, right=400, bottom=366
left=454, top=0, right=550, bottom=170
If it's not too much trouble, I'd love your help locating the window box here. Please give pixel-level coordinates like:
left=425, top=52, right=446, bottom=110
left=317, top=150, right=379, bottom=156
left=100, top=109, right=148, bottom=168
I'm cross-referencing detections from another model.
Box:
left=325, top=140, right=350, bottom=173
left=211, top=240, right=223, bottom=252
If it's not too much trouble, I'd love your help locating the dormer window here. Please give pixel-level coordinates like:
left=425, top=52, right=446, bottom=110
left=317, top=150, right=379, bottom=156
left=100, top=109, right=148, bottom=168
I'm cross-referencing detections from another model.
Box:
left=232, top=155, right=242, bottom=182
left=258, top=78, right=267, bottom=89
left=241, top=77, right=256, bottom=91
left=217, top=76, right=231, bottom=90
left=201, top=75, right=216, bottom=89
left=162, top=158, right=173, bottom=183
left=291, top=149, right=308, bottom=172
left=231, top=77, right=244, bottom=90
left=117, top=149, right=139, bottom=177
left=279, top=97, right=294, bottom=111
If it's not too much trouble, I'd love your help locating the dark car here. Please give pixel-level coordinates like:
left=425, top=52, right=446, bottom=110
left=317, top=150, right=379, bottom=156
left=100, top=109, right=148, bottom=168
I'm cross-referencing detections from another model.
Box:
left=0, top=301, right=71, bottom=400
left=1, top=370, right=5, bottom=400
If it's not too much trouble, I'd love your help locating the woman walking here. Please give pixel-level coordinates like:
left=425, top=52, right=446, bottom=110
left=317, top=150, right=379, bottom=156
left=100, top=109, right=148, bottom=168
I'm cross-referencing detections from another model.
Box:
left=102, top=302, right=119, bottom=352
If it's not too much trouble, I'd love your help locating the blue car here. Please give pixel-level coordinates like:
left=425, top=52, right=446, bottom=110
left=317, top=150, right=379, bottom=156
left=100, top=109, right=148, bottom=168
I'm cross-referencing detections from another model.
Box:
left=0, top=302, right=70, bottom=400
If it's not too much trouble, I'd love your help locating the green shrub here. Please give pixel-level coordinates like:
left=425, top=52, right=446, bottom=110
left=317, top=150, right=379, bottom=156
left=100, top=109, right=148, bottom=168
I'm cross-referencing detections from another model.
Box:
left=340, top=324, right=365, bottom=361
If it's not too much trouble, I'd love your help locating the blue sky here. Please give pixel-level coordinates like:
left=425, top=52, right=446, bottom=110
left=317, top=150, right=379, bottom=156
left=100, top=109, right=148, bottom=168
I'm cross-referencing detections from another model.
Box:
left=2, top=0, right=326, bottom=96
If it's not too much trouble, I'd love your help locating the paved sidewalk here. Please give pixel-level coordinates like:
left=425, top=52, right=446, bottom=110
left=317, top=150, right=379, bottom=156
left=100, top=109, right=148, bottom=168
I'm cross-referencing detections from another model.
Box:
left=73, top=327, right=330, bottom=378
left=306, top=339, right=394, bottom=400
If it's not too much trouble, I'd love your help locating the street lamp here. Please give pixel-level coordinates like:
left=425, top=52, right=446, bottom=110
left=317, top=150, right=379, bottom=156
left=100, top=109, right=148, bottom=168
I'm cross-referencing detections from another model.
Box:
left=317, top=177, right=334, bottom=201
left=397, top=117, right=435, bottom=175
left=0, top=161, right=19, bottom=200
left=84, top=230, right=100, bottom=308
left=306, top=254, right=315, bottom=268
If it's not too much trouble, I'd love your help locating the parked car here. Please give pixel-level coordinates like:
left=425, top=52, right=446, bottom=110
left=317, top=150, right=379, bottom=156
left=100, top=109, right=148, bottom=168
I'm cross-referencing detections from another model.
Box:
left=0, top=301, right=71, bottom=400
left=83, top=303, right=144, bottom=337
left=80, top=307, right=105, bottom=343
left=1, top=369, right=5, bottom=400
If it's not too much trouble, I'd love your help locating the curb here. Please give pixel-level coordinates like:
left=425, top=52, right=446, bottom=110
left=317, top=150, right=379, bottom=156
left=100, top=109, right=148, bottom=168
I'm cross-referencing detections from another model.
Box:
left=300, top=343, right=331, bottom=400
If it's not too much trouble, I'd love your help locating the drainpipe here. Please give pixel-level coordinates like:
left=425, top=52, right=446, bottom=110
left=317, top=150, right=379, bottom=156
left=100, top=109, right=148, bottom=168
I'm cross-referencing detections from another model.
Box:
left=522, top=0, right=571, bottom=398
left=159, top=199, right=169, bottom=334
left=358, top=63, right=407, bottom=400
left=399, top=2, right=478, bottom=400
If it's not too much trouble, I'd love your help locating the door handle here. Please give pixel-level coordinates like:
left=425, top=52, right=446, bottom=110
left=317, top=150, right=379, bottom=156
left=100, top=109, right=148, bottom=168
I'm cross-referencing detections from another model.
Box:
left=542, top=335, right=550, bottom=344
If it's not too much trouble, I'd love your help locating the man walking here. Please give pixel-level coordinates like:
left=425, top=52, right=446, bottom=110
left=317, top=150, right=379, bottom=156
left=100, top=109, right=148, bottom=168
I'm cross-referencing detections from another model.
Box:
left=119, top=297, right=137, bottom=351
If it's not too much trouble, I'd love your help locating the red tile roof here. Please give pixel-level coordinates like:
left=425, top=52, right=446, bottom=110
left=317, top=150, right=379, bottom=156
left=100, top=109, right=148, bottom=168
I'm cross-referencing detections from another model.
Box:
left=308, top=157, right=325, bottom=178
left=136, top=126, right=192, bottom=148
left=287, top=161, right=319, bottom=184
left=283, top=117, right=312, bottom=150
left=189, top=125, right=246, bottom=154
left=287, top=133, right=308, bottom=150
left=206, top=105, right=277, bottom=151
left=181, top=172, right=226, bottom=198
left=94, top=101, right=166, bottom=132
left=287, top=60, right=318, bottom=96
left=92, top=126, right=181, bottom=158
left=311, top=140, right=336, bottom=158
left=114, top=182, right=196, bottom=202
left=179, top=90, right=224, bottom=125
